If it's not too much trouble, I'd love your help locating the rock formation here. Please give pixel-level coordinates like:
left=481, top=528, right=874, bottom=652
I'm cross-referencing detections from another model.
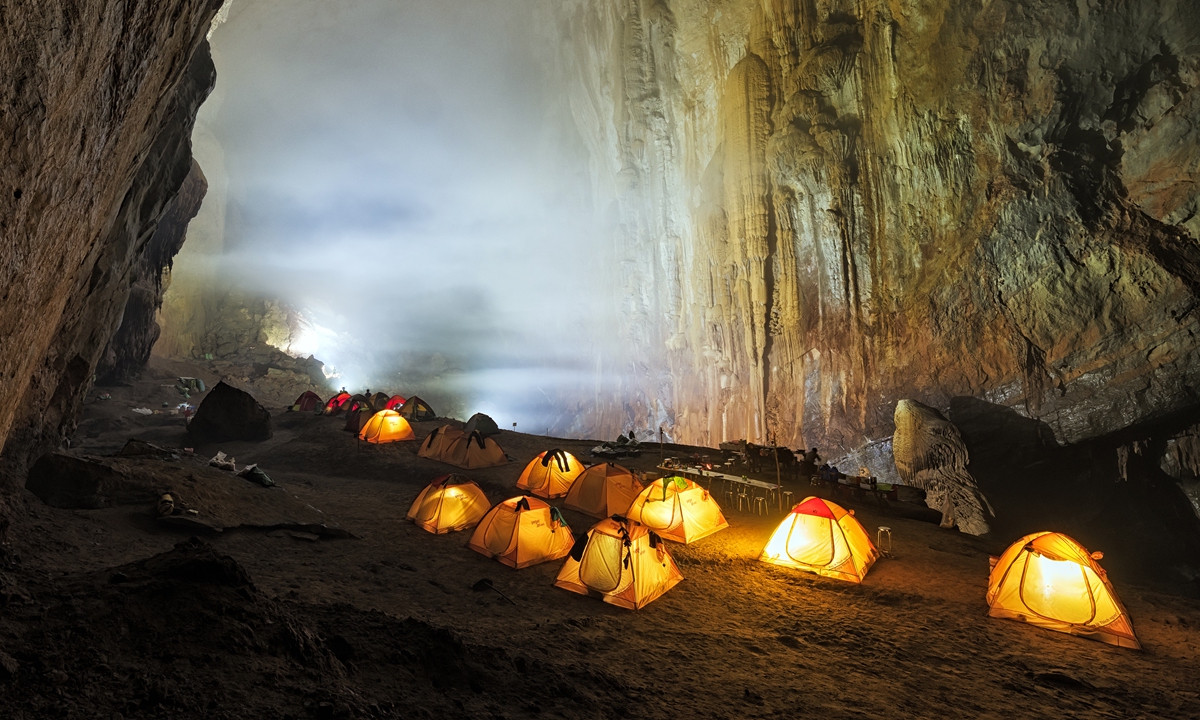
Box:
left=187, top=381, right=273, bottom=442
left=892, top=399, right=993, bottom=536
left=0, top=1, right=225, bottom=486
left=551, top=0, right=1200, bottom=455
left=96, top=161, right=209, bottom=384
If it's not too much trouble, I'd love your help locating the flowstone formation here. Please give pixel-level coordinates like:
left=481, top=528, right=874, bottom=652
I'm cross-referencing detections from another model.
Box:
left=892, top=400, right=993, bottom=536
left=553, top=0, right=1200, bottom=454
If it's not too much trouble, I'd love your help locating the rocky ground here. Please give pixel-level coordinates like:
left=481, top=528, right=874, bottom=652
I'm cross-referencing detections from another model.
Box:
left=1, top=357, right=1198, bottom=719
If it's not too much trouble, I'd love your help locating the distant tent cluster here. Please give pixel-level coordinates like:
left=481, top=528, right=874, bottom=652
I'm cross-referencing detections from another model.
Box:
left=294, top=390, right=442, bottom=445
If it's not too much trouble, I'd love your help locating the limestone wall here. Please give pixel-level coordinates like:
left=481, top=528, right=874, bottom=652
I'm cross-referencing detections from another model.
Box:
left=552, top=0, right=1200, bottom=451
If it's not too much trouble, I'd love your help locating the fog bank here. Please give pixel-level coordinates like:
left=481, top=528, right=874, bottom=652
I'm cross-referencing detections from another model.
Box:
left=196, top=0, right=617, bottom=428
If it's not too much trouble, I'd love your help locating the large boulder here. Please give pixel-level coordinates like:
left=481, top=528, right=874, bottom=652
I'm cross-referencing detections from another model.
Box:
left=26, top=453, right=158, bottom=509
left=187, top=381, right=272, bottom=442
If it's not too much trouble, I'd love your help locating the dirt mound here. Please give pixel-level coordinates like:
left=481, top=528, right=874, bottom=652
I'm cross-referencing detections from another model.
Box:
left=0, top=539, right=632, bottom=719
left=25, top=451, right=350, bottom=537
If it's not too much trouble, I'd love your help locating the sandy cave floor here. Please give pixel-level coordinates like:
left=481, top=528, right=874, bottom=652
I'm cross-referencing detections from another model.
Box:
left=2, top=357, right=1199, bottom=719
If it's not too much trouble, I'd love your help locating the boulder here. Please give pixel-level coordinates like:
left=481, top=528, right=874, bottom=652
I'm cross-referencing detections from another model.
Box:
left=187, top=381, right=272, bottom=442
left=27, top=453, right=159, bottom=509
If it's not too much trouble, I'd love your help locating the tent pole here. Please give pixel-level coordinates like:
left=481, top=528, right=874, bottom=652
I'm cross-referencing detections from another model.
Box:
left=659, top=425, right=664, bottom=464
left=773, top=431, right=782, bottom=512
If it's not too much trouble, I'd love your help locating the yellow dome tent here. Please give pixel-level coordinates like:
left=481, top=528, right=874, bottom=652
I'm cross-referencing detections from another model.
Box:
left=468, top=496, right=575, bottom=569
left=419, top=426, right=507, bottom=469
left=760, top=496, right=879, bottom=583
left=555, top=516, right=683, bottom=610
left=516, top=449, right=584, bottom=498
left=418, top=425, right=464, bottom=459
left=406, top=475, right=490, bottom=534
left=626, top=476, right=728, bottom=544
left=358, top=409, right=415, bottom=444
left=987, top=531, right=1140, bottom=649
left=564, top=463, right=643, bottom=519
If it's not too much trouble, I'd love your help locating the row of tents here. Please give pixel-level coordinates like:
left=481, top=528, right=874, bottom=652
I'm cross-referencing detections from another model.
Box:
left=290, top=390, right=436, bottom=425
left=299, top=391, right=1142, bottom=649
left=405, top=453, right=1141, bottom=648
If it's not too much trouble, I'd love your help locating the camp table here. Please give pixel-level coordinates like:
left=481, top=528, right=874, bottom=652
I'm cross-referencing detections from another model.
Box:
left=658, top=465, right=784, bottom=510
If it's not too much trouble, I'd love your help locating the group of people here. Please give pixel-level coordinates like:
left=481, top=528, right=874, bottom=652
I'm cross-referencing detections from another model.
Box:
left=796, top=447, right=871, bottom=488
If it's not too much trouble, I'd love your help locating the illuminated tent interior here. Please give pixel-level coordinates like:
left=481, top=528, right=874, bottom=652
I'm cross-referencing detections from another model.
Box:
left=467, top=496, right=575, bottom=569
left=3, top=0, right=1200, bottom=715
left=406, top=475, right=490, bottom=534
left=987, top=532, right=1140, bottom=649
left=760, top=497, right=880, bottom=584
left=626, top=476, right=729, bottom=544
left=357, top=409, right=415, bottom=444
left=515, top=449, right=585, bottom=499
left=555, top=516, right=683, bottom=610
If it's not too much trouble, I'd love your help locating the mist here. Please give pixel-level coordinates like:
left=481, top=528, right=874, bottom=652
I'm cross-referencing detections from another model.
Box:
left=202, top=0, right=616, bottom=430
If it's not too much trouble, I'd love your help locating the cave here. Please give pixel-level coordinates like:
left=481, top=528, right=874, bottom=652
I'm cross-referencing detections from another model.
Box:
left=2, top=1, right=1200, bottom=717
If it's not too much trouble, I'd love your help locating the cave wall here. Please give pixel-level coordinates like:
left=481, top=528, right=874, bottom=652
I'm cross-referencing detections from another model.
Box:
left=0, top=1, right=224, bottom=484
left=96, top=160, right=209, bottom=384
left=554, top=0, right=1200, bottom=452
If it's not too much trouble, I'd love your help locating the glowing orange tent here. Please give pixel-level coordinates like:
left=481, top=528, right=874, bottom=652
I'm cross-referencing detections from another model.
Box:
left=322, top=391, right=351, bottom=415
left=290, top=391, right=323, bottom=412
left=384, top=394, right=407, bottom=410
left=406, top=475, right=490, bottom=534
left=626, top=476, right=728, bottom=544
left=987, top=532, right=1139, bottom=649
left=468, top=496, right=574, bottom=568
left=759, top=496, right=878, bottom=583
left=555, top=516, right=682, bottom=609
left=516, top=449, right=584, bottom=498
left=358, top=409, right=415, bottom=444
left=564, top=463, right=642, bottom=519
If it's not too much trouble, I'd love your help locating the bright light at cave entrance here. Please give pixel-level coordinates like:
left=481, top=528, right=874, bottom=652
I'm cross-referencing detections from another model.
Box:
left=193, top=0, right=615, bottom=431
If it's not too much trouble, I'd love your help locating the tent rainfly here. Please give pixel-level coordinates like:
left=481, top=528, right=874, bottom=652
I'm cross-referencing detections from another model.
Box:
left=397, top=395, right=436, bottom=421
left=290, top=391, right=323, bottom=413
left=555, top=516, right=682, bottom=609
left=407, top=475, right=490, bottom=534
left=516, top=449, right=584, bottom=499
left=322, top=391, right=352, bottom=416
left=419, top=426, right=508, bottom=469
left=468, top=496, right=574, bottom=568
left=759, top=496, right=879, bottom=583
left=464, top=412, right=501, bottom=437
left=564, top=463, right=643, bottom=519
left=384, top=395, right=407, bottom=410
left=358, top=409, right=416, bottom=444
left=987, top=531, right=1140, bottom=649
left=342, top=395, right=376, bottom=433
left=626, top=476, right=728, bottom=544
